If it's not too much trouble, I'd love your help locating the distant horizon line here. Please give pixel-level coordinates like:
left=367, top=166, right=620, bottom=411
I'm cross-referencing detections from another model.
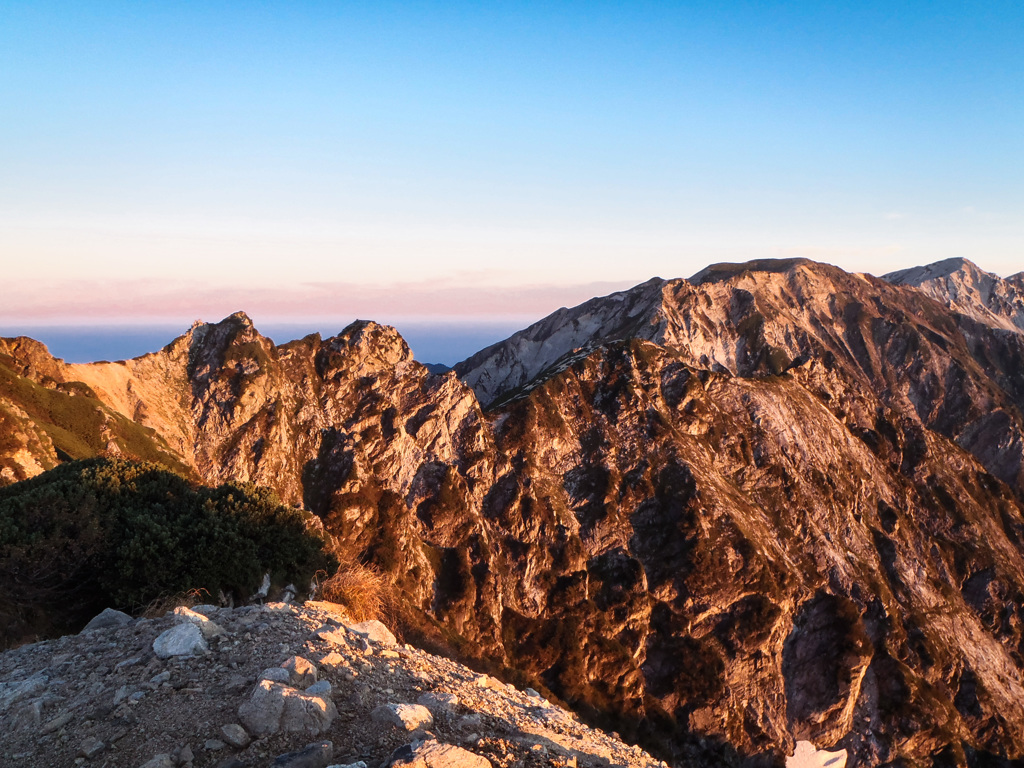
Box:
left=5, top=255, right=1020, bottom=329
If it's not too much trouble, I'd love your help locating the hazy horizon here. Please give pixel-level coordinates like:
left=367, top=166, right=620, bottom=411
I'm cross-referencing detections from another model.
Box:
left=0, top=320, right=532, bottom=367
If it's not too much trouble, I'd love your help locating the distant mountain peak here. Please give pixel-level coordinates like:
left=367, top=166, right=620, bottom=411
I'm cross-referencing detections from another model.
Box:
left=884, top=257, right=1024, bottom=333
left=883, top=256, right=988, bottom=285
left=689, top=257, right=817, bottom=285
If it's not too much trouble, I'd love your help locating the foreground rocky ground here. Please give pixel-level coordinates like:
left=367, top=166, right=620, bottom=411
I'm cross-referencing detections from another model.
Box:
left=0, top=601, right=666, bottom=768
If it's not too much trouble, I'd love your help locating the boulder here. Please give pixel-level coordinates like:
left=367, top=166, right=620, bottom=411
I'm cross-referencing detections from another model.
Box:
left=238, top=680, right=287, bottom=736
left=371, top=703, right=433, bottom=732
left=389, top=740, right=492, bottom=768
left=153, top=623, right=208, bottom=658
left=347, top=620, right=396, bottom=646
left=82, top=608, right=133, bottom=632
left=239, top=680, right=337, bottom=736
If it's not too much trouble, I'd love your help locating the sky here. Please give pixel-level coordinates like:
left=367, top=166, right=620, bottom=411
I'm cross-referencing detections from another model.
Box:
left=2, top=1, right=1023, bottom=356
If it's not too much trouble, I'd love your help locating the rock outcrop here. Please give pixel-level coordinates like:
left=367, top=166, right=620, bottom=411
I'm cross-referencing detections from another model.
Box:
left=3, top=257, right=1024, bottom=766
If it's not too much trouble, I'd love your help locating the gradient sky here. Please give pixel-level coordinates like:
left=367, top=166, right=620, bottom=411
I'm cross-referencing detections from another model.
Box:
left=2, top=1, right=1022, bottom=328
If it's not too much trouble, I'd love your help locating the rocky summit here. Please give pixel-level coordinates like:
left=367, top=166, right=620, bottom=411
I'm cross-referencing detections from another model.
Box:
left=2, top=600, right=659, bottom=768
left=2, top=257, right=1024, bottom=767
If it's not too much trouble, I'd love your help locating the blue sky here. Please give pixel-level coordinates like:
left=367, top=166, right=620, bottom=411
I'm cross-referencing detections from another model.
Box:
left=2, top=1, right=1022, bottom=328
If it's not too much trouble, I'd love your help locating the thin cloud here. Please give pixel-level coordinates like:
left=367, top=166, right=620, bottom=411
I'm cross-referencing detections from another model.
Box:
left=2, top=278, right=637, bottom=324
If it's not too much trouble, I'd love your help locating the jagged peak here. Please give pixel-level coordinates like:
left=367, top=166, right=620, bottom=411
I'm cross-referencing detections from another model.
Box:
left=321, top=319, right=413, bottom=367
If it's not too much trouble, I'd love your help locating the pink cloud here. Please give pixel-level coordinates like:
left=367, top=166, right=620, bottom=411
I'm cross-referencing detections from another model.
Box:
left=2, top=278, right=637, bottom=324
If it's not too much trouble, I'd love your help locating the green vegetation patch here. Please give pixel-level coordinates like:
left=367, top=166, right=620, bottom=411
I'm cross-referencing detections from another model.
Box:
left=0, top=359, right=194, bottom=477
left=0, top=458, right=335, bottom=647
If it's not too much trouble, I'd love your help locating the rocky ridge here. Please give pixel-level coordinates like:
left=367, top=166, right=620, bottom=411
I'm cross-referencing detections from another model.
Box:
left=1, top=600, right=661, bottom=768
left=3, top=258, right=1024, bottom=766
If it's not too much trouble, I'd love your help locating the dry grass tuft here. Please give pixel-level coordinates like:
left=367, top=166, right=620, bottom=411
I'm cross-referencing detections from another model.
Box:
left=140, top=587, right=212, bottom=618
left=314, top=562, right=392, bottom=622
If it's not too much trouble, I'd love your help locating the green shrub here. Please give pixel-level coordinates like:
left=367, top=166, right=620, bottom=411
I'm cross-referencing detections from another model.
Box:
left=0, top=457, right=335, bottom=647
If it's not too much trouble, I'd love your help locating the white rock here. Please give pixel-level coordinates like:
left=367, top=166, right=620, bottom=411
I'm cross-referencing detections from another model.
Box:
left=371, top=703, right=433, bottom=732
left=257, top=573, right=272, bottom=598
left=346, top=620, right=396, bottom=646
left=172, top=606, right=225, bottom=638
left=152, top=623, right=208, bottom=659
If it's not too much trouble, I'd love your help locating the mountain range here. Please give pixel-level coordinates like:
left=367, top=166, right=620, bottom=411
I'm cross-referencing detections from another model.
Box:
left=3, top=257, right=1024, bottom=767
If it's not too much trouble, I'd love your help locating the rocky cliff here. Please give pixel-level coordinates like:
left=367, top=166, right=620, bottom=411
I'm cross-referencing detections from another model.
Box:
left=3, top=258, right=1024, bottom=767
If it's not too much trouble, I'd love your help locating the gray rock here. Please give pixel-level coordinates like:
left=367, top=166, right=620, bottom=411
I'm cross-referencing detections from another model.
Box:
left=153, top=623, right=208, bottom=659
left=371, top=703, right=433, bottom=732
left=0, top=673, right=48, bottom=712
left=40, top=711, right=73, bottom=734
left=417, top=692, right=459, bottom=714
left=256, top=573, right=272, bottom=598
left=280, top=687, right=338, bottom=734
left=215, top=759, right=247, bottom=768
left=239, top=680, right=286, bottom=736
left=179, top=745, right=194, bottom=763
left=220, top=723, right=251, bottom=748
left=282, top=655, right=318, bottom=687
left=150, top=671, right=171, bottom=686
left=327, top=763, right=367, bottom=768
left=82, top=608, right=133, bottom=632
left=239, top=680, right=336, bottom=736
left=139, top=755, right=176, bottom=768
left=205, top=739, right=227, bottom=750
left=79, top=736, right=105, bottom=758
left=190, top=604, right=221, bottom=616
left=389, top=740, right=492, bottom=768
left=305, top=680, right=331, bottom=698
left=260, top=667, right=292, bottom=684
left=272, top=740, right=334, bottom=768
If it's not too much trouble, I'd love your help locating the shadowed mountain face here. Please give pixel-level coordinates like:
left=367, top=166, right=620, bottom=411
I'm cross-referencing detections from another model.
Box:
left=3, top=259, right=1024, bottom=767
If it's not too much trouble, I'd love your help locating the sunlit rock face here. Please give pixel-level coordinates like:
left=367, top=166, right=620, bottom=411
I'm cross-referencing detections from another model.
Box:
left=3, top=257, right=1024, bottom=767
